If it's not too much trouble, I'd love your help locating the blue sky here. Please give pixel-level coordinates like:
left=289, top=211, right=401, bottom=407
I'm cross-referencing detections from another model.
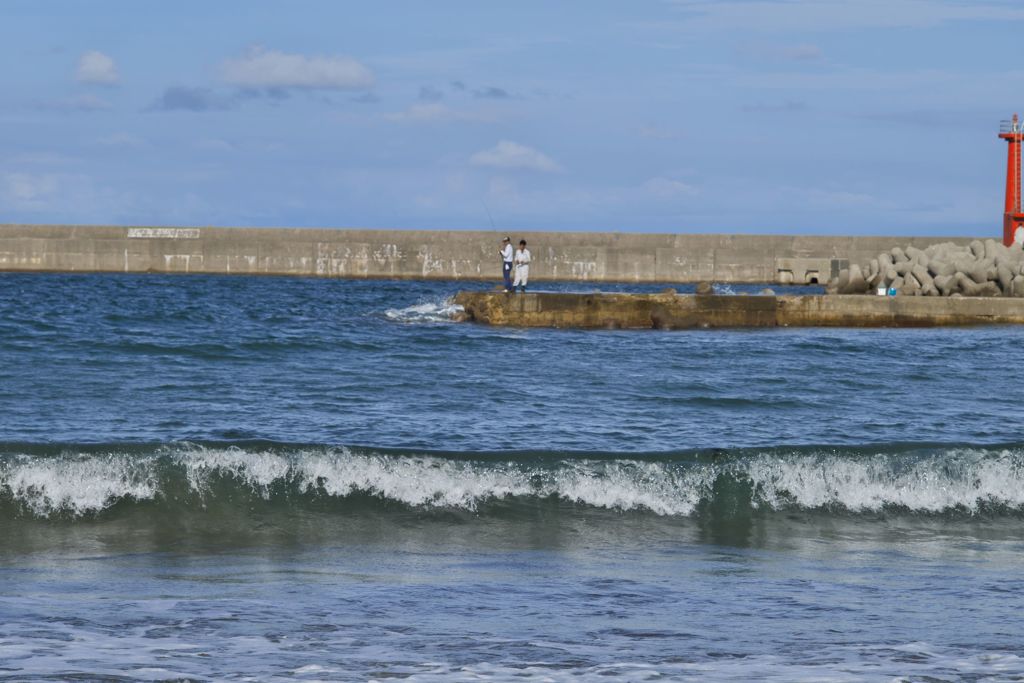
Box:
left=2, top=0, right=1024, bottom=235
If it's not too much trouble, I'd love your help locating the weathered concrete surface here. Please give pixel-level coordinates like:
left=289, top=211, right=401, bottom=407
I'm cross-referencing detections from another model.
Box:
left=0, top=224, right=976, bottom=284
left=453, top=291, right=1024, bottom=328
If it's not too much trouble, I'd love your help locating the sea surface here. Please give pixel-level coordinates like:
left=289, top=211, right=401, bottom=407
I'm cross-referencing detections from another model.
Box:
left=1, top=273, right=1023, bottom=682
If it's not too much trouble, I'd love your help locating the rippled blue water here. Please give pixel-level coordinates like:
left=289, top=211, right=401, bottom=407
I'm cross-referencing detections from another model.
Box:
left=1, top=273, right=1023, bottom=681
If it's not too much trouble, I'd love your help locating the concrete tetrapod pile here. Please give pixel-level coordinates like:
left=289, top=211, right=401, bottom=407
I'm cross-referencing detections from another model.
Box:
left=829, top=239, right=1024, bottom=297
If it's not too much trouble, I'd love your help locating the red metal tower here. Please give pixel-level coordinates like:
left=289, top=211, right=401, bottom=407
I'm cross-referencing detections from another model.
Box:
left=999, top=114, right=1024, bottom=245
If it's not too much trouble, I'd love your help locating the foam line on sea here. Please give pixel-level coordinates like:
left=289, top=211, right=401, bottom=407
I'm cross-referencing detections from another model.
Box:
left=3, top=441, right=1024, bottom=519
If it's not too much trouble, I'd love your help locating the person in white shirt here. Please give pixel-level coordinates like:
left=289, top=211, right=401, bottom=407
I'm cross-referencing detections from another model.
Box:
left=513, top=239, right=531, bottom=293
left=498, top=236, right=514, bottom=292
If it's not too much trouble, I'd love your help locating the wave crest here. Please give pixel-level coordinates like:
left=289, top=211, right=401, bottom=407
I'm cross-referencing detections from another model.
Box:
left=3, top=444, right=1024, bottom=519
left=747, top=449, right=1024, bottom=512
left=383, top=299, right=463, bottom=323
left=3, top=453, right=158, bottom=516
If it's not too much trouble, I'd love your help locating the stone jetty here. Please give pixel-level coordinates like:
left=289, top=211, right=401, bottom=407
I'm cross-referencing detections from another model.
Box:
left=452, top=290, right=1024, bottom=329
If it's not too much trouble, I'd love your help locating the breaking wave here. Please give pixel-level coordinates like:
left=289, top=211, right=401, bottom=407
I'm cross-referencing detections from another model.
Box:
left=3, top=443, right=1024, bottom=519
left=383, top=299, right=463, bottom=323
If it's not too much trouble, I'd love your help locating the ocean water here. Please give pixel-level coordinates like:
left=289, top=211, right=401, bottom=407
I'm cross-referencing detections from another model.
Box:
left=1, top=273, right=1023, bottom=682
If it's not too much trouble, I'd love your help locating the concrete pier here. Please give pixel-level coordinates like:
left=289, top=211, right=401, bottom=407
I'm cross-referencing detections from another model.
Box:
left=453, top=291, right=1024, bottom=329
left=0, top=224, right=973, bottom=284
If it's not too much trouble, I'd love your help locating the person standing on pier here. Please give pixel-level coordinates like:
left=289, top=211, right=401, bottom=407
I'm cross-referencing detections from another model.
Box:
left=499, top=236, right=514, bottom=292
left=513, top=239, right=531, bottom=293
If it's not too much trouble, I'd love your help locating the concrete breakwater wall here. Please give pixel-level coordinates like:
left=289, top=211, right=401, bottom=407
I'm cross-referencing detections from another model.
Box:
left=454, top=291, right=1024, bottom=329
left=0, top=224, right=974, bottom=284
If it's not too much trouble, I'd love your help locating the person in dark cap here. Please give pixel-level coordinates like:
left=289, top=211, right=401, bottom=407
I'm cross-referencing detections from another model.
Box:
left=498, top=236, right=514, bottom=292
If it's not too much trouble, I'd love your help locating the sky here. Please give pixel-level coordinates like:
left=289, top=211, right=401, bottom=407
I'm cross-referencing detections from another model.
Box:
left=2, top=0, right=1024, bottom=236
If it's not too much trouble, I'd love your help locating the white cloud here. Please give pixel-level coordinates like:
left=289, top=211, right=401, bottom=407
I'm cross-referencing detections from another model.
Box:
left=385, top=102, right=487, bottom=123
left=662, top=0, right=1024, bottom=32
left=494, top=177, right=699, bottom=210
left=2, top=172, right=59, bottom=206
left=643, top=177, right=699, bottom=198
left=221, top=46, right=373, bottom=90
left=195, top=138, right=235, bottom=152
left=638, top=124, right=681, bottom=140
left=739, top=43, right=824, bottom=62
left=9, top=152, right=78, bottom=166
left=779, top=44, right=824, bottom=61
left=35, top=93, right=111, bottom=112
left=470, top=141, right=561, bottom=173
left=76, top=50, right=119, bottom=85
left=93, top=132, right=149, bottom=149
left=0, top=170, right=134, bottom=220
left=476, top=176, right=704, bottom=222
left=780, top=186, right=888, bottom=210
left=741, top=100, right=808, bottom=113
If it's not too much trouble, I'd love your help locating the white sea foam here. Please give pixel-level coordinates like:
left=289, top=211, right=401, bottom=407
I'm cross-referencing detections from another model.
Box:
left=386, top=644, right=1024, bottom=682
left=7, top=616, right=1019, bottom=683
left=383, top=299, right=463, bottom=323
left=743, top=449, right=1024, bottom=513
left=711, top=283, right=736, bottom=295
left=1, top=453, right=158, bottom=516
left=179, top=447, right=291, bottom=498
left=294, top=452, right=533, bottom=508
left=551, top=459, right=715, bottom=516
left=183, top=448, right=719, bottom=515
left=3, top=446, right=1024, bottom=518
